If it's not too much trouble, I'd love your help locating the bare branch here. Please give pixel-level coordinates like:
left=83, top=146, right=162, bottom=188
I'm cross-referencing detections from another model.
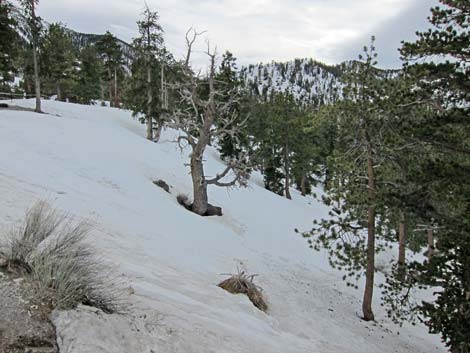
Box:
left=206, top=164, right=233, bottom=185
left=184, top=27, right=206, bottom=69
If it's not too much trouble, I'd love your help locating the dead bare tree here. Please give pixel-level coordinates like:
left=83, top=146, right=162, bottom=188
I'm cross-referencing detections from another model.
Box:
left=171, top=29, right=249, bottom=216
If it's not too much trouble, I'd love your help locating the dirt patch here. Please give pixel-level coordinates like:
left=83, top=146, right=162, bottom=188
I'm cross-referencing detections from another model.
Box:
left=0, top=271, right=58, bottom=353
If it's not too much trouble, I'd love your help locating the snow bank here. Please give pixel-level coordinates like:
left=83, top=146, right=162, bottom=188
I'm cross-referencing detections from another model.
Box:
left=0, top=99, right=445, bottom=353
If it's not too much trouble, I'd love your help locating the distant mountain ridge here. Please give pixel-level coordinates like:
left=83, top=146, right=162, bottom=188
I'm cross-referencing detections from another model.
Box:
left=240, top=59, right=399, bottom=106
left=63, top=29, right=135, bottom=63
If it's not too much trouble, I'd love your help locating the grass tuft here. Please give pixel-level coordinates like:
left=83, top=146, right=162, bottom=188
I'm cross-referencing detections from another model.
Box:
left=218, top=269, right=268, bottom=312
left=1, top=201, right=124, bottom=313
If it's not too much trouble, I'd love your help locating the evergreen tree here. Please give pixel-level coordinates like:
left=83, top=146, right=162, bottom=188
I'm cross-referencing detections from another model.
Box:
left=19, top=0, right=42, bottom=112
left=0, top=0, right=20, bottom=92
left=74, top=44, right=102, bottom=104
left=246, top=91, right=309, bottom=198
left=127, top=6, right=167, bottom=141
left=303, top=39, right=401, bottom=321
left=246, top=97, right=284, bottom=195
left=290, top=112, right=320, bottom=197
left=382, top=2, right=470, bottom=351
left=96, top=31, right=123, bottom=107
left=41, top=23, right=76, bottom=101
left=216, top=51, right=248, bottom=159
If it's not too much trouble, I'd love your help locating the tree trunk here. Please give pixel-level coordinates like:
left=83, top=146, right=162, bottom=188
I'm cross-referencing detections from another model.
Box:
left=56, top=82, right=62, bottom=101
left=398, top=211, right=406, bottom=280
left=146, top=118, right=153, bottom=141
left=427, top=228, right=435, bottom=260
left=190, top=108, right=213, bottom=215
left=154, top=123, right=163, bottom=143
left=300, top=172, right=307, bottom=196
left=31, top=3, right=41, bottom=113
left=161, top=62, right=165, bottom=109
left=190, top=153, right=208, bottom=216
left=187, top=53, right=216, bottom=217
left=114, top=67, right=119, bottom=107
left=362, top=128, right=376, bottom=322
left=146, top=64, right=153, bottom=141
left=108, top=68, right=113, bottom=107
left=99, top=77, right=104, bottom=102
left=324, top=167, right=330, bottom=189
left=284, top=139, right=292, bottom=200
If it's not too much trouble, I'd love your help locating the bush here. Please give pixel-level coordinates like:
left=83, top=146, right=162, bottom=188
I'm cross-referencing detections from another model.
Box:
left=1, top=201, right=123, bottom=313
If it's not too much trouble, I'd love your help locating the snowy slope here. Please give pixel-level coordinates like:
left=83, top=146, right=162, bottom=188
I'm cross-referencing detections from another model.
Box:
left=240, top=58, right=344, bottom=105
left=240, top=59, right=399, bottom=106
left=0, top=100, right=445, bottom=353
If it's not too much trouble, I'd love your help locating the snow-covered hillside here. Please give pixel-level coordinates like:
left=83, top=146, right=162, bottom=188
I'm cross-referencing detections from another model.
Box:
left=0, top=100, right=445, bottom=353
left=240, top=59, right=399, bottom=106
left=240, top=59, right=344, bottom=105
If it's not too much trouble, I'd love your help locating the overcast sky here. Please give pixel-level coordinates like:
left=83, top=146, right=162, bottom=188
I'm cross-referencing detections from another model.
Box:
left=33, top=0, right=438, bottom=69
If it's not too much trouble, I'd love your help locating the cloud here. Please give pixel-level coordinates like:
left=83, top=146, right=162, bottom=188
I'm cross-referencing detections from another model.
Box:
left=336, top=0, right=439, bottom=68
left=31, top=0, right=437, bottom=68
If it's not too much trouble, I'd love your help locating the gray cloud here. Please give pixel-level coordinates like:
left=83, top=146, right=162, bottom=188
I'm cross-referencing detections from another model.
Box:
left=30, top=0, right=437, bottom=68
left=336, top=0, right=439, bottom=68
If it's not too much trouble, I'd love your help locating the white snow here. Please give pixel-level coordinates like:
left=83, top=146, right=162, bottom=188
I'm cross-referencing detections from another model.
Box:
left=240, top=59, right=344, bottom=104
left=0, top=99, right=446, bottom=353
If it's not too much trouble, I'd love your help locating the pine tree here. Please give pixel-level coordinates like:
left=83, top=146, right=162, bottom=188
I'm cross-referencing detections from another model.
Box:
left=245, top=91, right=317, bottom=198
left=41, top=23, right=76, bottom=101
left=96, top=31, right=123, bottom=107
left=386, top=2, right=470, bottom=351
left=303, top=38, right=402, bottom=321
left=74, top=44, right=102, bottom=104
left=216, top=51, right=248, bottom=159
left=127, top=6, right=167, bottom=141
left=246, top=97, right=284, bottom=194
left=0, top=0, right=20, bottom=91
left=19, top=0, right=42, bottom=112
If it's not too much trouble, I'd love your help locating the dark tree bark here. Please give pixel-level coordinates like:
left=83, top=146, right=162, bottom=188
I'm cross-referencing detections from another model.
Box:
left=300, top=173, right=307, bottom=196
left=324, top=167, right=330, bottom=189
left=398, top=211, right=406, bottom=280
left=154, top=124, right=163, bottom=142
left=427, top=228, right=435, bottom=260
left=190, top=58, right=216, bottom=216
left=146, top=64, right=153, bottom=141
left=56, top=82, right=62, bottom=101
left=114, top=67, right=119, bottom=107
left=31, top=1, right=41, bottom=113
left=284, top=138, right=292, bottom=200
left=108, top=67, right=113, bottom=107
left=362, top=126, right=376, bottom=322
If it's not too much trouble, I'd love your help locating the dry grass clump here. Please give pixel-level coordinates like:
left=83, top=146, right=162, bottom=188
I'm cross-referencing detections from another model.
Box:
left=218, top=270, right=268, bottom=312
left=0, top=201, right=123, bottom=313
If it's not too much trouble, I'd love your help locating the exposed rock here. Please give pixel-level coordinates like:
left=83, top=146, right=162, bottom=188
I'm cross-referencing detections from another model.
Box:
left=153, top=179, right=170, bottom=193
left=52, top=306, right=150, bottom=353
left=0, top=276, right=58, bottom=353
